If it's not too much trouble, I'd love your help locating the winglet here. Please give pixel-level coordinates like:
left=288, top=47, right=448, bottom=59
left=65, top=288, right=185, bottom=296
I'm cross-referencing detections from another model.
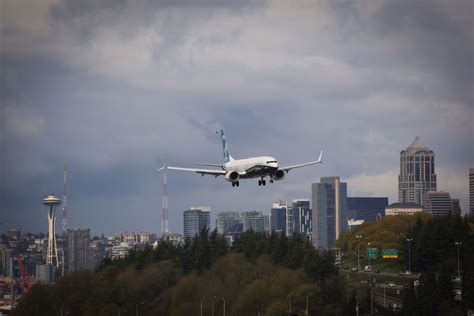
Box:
left=158, top=160, right=167, bottom=171
left=317, top=150, right=323, bottom=163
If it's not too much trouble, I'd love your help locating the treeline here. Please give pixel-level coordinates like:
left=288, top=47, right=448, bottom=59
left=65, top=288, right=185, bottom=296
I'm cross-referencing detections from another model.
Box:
left=400, top=215, right=474, bottom=314
left=13, top=230, right=346, bottom=316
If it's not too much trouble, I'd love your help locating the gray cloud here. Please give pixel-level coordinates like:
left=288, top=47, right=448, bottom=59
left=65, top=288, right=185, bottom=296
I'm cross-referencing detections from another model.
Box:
left=1, top=0, right=472, bottom=235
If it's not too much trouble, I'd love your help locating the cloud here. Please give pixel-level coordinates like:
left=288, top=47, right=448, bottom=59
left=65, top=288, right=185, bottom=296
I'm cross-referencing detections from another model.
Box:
left=1, top=0, right=472, bottom=234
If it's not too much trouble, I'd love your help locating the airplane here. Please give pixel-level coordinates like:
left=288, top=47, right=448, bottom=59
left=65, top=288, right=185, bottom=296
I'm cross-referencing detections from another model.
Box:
left=159, top=129, right=323, bottom=187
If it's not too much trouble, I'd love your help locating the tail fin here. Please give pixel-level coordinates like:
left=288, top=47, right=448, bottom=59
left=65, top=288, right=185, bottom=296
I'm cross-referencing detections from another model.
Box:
left=218, top=129, right=233, bottom=163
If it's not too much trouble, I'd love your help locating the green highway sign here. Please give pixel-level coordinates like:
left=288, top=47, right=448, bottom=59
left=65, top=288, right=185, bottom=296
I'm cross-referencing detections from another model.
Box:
left=367, top=247, right=378, bottom=260
left=383, top=248, right=399, bottom=259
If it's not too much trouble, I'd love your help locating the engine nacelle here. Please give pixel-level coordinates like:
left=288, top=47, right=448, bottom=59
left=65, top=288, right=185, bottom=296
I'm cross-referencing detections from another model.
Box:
left=271, top=169, right=286, bottom=181
left=225, top=171, right=240, bottom=182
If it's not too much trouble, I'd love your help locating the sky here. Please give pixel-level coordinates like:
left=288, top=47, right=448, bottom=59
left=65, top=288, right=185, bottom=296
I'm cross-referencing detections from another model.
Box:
left=1, top=0, right=473, bottom=236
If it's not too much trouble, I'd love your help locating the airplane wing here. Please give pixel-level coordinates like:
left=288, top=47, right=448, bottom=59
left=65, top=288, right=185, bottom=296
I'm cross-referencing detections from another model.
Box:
left=160, top=165, right=227, bottom=177
left=279, top=150, right=323, bottom=173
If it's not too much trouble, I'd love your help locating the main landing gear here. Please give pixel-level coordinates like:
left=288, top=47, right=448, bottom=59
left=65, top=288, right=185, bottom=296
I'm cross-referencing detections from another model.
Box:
left=232, top=181, right=240, bottom=187
left=258, top=179, right=266, bottom=186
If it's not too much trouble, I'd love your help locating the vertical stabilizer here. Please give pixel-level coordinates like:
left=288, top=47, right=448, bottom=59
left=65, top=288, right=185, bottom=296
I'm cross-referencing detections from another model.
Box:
left=219, top=129, right=233, bottom=163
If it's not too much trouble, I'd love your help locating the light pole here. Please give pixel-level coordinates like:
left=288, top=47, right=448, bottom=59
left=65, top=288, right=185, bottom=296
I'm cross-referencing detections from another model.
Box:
left=406, top=238, right=413, bottom=273
left=356, top=235, right=363, bottom=271
left=222, top=298, right=226, bottom=316
left=455, top=242, right=462, bottom=280
left=305, top=292, right=312, bottom=316
left=135, top=301, right=143, bottom=316
left=383, top=282, right=387, bottom=307
left=212, top=296, right=216, bottom=316
left=367, top=242, right=371, bottom=283
left=200, top=298, right=205, bottom=316
left=288, top=295, right=292, bottom=313
left=355, top=295, right=359, bottom=316
left=370, top=287, right=373, bottom=315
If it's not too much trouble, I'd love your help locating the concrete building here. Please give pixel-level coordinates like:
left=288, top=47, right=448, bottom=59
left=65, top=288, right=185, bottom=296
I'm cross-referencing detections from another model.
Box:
left=270, top=201, right=287, bottom=234
left=398, top=137, right=437, bottom=207
left=385, top=202, right=423, bottom=216
left=347, top=219, right=365, bottom=230
left=312, top=177, right=347, bottom=249
left=183, top=207, right=210, bottom=239
left=470, top=168, right=474, bottom=214
left=241, top=211, right=267, bottom=233
left=423, top=191, right=459, bottom=217
left=347, top=197, right=388, bottom=221
left=216, top=212, right=241, bottom=235
left=291, top=199, right=312, bottom=239
left=66, top=229, right=90, bottom=272
left=0, top=248, right=12, bottom=277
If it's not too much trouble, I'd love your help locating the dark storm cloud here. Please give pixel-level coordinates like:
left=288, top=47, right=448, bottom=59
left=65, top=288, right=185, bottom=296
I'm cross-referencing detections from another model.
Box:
left=1, top=0, right=472, bottom=234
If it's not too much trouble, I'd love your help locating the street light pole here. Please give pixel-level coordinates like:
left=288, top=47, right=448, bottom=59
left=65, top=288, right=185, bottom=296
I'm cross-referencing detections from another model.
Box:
left=212, top=296, right=216, bottom=316
left=455, top=242, right=462, bottom=280
left=367, top=242, right=371, bottom=283
left=406, top=238, right=413, bottom=273
left=222, top=298, right=226, bottom=316
left=356, top=235, right=363, bottom=271
left=383, top=282, right=386, bottom=307
left=305, top=292, right=312, bottom=316
left=356, top=295, right=359, bottom=316
left=288, top=295, right=292, bottom=313
left=200, top=298, right=205, bottom=316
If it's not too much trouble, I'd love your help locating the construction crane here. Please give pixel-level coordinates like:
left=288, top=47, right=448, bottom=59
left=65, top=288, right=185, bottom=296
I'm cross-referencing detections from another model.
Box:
left=15, top=256, right=32, bottom=292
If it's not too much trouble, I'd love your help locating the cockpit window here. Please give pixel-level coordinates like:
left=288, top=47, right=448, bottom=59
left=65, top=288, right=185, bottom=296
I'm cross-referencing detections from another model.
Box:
left=266, top=160, right=277, bottom=163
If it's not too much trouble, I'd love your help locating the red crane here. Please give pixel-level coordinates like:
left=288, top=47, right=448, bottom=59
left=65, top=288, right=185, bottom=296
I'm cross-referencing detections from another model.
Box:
left=15, top=256, right=32, bottom=292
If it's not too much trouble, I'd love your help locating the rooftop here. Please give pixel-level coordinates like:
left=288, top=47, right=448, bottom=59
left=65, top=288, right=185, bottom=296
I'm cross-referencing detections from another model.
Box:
left=386, top=202, right=423, bottom=209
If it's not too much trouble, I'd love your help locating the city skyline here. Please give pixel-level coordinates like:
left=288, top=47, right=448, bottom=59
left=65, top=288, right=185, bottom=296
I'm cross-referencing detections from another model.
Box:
left=2, top=1, right=472, bottom=235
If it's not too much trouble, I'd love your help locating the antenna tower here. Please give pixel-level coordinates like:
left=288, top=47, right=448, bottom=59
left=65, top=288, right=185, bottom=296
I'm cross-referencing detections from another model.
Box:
left=62, top=164, right=68, bottom=236
left=161, top=168, right=169, bottom=236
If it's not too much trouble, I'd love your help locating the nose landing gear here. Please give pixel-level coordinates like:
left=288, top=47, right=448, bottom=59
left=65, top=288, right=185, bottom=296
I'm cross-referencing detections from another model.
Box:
left=232, top=181, right=240, bottom=187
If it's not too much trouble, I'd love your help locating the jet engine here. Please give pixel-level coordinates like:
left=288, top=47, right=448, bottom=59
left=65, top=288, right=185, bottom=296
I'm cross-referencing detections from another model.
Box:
left=271, top=169, right=285, bottom=181
left=225, top=171, right=240, bottom=182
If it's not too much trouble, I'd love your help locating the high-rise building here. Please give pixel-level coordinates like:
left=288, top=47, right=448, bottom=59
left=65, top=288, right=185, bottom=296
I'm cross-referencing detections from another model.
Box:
left=312, top=177, right=347, bottom=249
left=423, top=191, right=459, bottom=217
left=347, top=197, right=388, bottom=221
left=183, top=207, right=210, bottom=238
left=291, top=199, right=312, bottom=239
left=216, top=212, right=241, bottom=235
left=470, top=168, right=474, bottom=214
left=0, top=248, right=12, bottom=277
left=66, top=229, right=90, bottom=273
left=241, top=211, right=267, bottom=233
left=398, top=137, right=437, bottom=207
left=270, top=201, right=287, bottom=234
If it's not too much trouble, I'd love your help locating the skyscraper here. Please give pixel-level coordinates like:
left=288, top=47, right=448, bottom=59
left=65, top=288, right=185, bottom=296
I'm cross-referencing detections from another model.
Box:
left=270, top=203, right=286, bottom=234
left=66, top=229, right=90, bottom=273
left=183, top=207, right=210, bottom=238
left=312, top=177, right=347, bottom=249
left=347, top=197, right=388, bottom=221
left=470, top=168, right=474, bottom=215
left=216, top=212, right=241, bottom=235
left=398, top=137, right=437, bottom=207
left=291, top=199, right=312, bottom=239
left=241, top=211, right=267, bottom=233
left=423, top=191, right=459, bottom=217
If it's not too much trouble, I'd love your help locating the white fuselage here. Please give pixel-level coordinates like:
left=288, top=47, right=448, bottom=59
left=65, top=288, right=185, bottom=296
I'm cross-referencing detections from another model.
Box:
left=224, top=156, right=278, bottom=178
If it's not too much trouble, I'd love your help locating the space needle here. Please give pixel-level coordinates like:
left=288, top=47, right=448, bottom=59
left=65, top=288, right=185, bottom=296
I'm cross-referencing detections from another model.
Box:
left=43, top=195, right=61, bottom=267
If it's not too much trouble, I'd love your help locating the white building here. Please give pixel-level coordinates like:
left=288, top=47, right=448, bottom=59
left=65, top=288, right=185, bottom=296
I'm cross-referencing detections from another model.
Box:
left=385, top=202, right=423, bottom=216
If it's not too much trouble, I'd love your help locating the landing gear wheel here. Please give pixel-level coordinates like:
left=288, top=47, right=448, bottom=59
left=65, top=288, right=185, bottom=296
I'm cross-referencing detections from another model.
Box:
left=258, top=180, right=262, bottom=186
left=232, top=182, right=235, bottom=187
left=262, top=180, right=266, bottom=186
left=270, top=179, right=274, bottom=184
left=236, top=181, right=240, bottom=187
